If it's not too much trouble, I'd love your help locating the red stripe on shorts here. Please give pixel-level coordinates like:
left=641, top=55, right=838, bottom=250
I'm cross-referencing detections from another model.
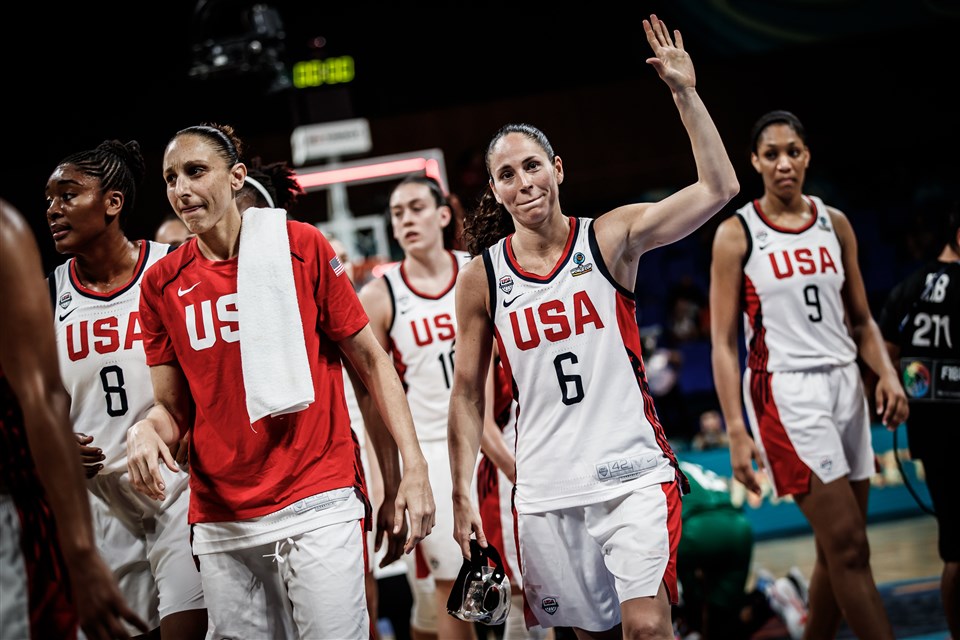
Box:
left=749, top=370, right=810, bottom=495
left=661, top=480, right=683, bottom=606
left=414, top=543, right=429, bottom=579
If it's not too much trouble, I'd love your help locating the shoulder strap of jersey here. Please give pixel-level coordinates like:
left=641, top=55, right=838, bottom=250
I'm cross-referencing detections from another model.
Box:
left=383, top=272, right=398, bottom=334
left=482, top=246, right=497, bottom=326
left=734, top=212, right=753, bottom=268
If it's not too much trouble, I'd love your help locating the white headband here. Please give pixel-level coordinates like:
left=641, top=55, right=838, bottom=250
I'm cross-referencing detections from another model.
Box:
left=244, top=176, right=275, bottom=208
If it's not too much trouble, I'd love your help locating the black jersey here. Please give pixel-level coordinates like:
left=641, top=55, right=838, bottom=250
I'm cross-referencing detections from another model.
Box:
left=879, top=259, right=960, bottom=400
left=879, top=259, right=960, bottom=456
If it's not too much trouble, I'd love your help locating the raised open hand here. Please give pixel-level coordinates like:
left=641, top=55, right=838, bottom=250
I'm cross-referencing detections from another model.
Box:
left=643, top=13, right=696, bottom=93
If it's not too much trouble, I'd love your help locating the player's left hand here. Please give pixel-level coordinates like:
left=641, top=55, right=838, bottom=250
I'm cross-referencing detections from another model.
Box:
left=875, top=372, right=909, bottom=429
left=126, top=420, right=178, bottom=501
left=643, top=13, right=695, bottom=93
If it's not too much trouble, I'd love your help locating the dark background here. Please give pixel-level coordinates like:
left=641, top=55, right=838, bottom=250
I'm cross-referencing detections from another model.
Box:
left=3, top=0, right=958, bottom=309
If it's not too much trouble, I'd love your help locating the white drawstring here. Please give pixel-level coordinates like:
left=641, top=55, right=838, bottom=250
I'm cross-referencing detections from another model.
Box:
left=263, top=537, right=298, bottom=564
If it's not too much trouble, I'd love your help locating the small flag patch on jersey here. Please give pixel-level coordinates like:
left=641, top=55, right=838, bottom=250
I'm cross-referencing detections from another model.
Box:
left=329, top=256, right=345, bottom=277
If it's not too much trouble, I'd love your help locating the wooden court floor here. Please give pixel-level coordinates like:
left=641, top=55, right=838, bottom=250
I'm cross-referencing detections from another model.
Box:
left=750, top=515, right=947, bottom=639
left=751, top=514, right=940, bottom=588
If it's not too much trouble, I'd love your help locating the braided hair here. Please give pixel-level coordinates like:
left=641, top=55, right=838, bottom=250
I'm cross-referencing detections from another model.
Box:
left=56, top=139, right=146, bottom=226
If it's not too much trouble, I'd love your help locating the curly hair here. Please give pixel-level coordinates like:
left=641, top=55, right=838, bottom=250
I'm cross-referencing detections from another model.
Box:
left=462, top=188, right=514, bottom=257
left=244, top=156, right=304, bottom=210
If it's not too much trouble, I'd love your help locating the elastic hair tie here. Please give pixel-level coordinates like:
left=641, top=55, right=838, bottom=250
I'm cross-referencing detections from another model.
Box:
left=244, top=176, right=275, bottom=208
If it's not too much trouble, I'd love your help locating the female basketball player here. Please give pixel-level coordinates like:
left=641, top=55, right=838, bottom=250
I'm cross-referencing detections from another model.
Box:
left=709, top=109, right=907, bottom=640
left=125, top=123, right=435, bottom=638
left=45, top=140, right=208, bottom=639
left=448, top=15, right=739, bottom=638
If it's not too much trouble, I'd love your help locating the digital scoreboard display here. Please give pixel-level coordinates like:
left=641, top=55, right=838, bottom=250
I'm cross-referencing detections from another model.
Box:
left=292, top=56, right=355, bottom=89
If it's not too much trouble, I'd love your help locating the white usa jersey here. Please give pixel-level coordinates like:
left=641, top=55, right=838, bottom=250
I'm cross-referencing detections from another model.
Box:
left=49, top=241, right=172, bottom=474
left=739, top=196, right=856, bottom=372
left=485, top=217, right=678, bottom=514
left=383, top=250, right=472, bottom=444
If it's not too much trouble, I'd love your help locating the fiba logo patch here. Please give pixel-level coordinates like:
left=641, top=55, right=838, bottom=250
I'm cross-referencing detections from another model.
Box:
left=570, top=252, right=593, bottom=277
left=541, top=596, right=559, bottom=615
left=59, top=291, right=73, bottom=309
left=902, top=360, right=931, bottom=399
left=499, top=275, right=514, bottom=295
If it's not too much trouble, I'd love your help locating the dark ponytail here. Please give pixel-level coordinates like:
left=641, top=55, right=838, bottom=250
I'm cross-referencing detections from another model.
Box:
left=463, top=187, right=514, bottom=256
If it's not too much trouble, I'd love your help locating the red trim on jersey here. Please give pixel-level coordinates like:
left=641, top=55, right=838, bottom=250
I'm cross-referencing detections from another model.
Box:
left=743, top=275, right=769, bottom=371
left=749, top=371, right=810, bottom=496
left=399, top=251, right=460, bottom=299
left=511, top=497, right=521, bottom=586
left=615, top=293, right=678, bottom=468
left=69, top=240, right=148, bottom=298
left=753, top=196, right=818, bottom=234
left=504, top=216, right=576, bottom=281
left=492, top=361, right=513, bottom=423
left=389, top=339, right=409, bottom=393
left=493, top=328, right=518, bottom=439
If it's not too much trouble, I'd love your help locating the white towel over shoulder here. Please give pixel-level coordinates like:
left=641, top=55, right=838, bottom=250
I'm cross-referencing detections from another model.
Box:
left=237, top=207, right=314, bottom=423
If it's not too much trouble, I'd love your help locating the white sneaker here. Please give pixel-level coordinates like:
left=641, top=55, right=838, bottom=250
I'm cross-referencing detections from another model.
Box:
left=754, top=566, right=776, bottom=594
left=768, top=576, right=808, bottom=640
left=787, top=566, right=810, bottom=608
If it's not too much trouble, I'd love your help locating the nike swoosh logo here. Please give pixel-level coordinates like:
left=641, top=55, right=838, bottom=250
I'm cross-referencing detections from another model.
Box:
left=503, top=295, right=523, bottom=308
left=757, top=244, right=770, bottom=251
left=177, top=282, right=201, bottom=297
left=59, top=308, right=77, bottom=321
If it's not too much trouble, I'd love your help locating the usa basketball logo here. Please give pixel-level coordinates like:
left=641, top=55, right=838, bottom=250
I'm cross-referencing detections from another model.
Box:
left=541, top=596, right=558, bottom=615
left=499, top=275, right=514, bottom=295
left=59, top=292, right=73, bottom=309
